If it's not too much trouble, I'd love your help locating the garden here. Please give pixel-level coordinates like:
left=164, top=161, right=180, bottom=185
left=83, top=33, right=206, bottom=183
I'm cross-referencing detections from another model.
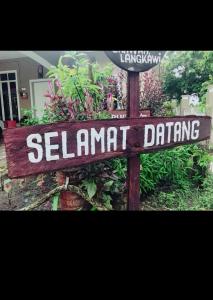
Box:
left=0, top=50, right=213, bottom=211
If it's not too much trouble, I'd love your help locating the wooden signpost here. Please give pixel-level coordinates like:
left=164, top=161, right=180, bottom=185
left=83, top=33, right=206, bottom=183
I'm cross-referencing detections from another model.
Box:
left=106, top=51, right=166, bottom=209
left=3, top=50, right=212, bottom=210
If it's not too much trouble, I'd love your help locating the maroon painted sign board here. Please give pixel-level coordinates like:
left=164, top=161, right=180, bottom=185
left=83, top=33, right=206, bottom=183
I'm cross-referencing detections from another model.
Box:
left=109, top=110, right=151, bottom=119
left=4, top=116, right=211, bottom=179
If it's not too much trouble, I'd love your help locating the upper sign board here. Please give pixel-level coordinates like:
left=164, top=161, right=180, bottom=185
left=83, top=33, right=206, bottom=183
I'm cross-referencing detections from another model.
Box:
left=105, top=51, right=166, bottom=72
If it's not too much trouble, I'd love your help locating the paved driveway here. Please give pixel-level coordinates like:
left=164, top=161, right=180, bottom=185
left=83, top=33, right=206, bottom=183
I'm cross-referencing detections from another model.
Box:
left=0, top=141, right=6, bottom=169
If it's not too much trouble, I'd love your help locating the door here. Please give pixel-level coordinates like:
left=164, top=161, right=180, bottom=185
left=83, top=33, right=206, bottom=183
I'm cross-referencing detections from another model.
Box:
left=30, top=79, right=54, bottom=119
left=0, top=71, right=20, bottom=122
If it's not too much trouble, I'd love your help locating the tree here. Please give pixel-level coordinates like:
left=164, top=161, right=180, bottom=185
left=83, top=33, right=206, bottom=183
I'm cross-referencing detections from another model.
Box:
left=161, top=51, right=213, bottom=101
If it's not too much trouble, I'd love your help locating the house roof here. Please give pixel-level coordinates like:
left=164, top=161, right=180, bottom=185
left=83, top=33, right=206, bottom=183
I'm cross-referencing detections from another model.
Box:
left=33, top=51, right=111, bottom=68
left=0, top=50, right=111, bottom=70
left=34, top=51, right=65, bottom=66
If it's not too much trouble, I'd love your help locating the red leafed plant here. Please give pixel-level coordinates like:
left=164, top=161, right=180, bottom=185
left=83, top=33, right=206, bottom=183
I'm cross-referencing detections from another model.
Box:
left=140, top=70, right=165, bottom=116
left=111, top=69, right=165, bottom=115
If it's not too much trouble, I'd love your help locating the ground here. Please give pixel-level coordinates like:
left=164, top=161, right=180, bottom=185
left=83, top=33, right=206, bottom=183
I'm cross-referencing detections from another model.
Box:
left=0, top=140, right=57, bottom=210
left=0, top=173, right=56, bottom=211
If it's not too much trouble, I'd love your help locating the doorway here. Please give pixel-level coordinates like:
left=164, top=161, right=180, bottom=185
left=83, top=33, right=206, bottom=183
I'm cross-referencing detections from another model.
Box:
left=0, top=70, right=20, bottom=122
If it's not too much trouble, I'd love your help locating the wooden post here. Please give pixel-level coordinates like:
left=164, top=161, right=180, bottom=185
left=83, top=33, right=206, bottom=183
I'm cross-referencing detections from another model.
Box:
left=127, top=72, right=140, bottom=211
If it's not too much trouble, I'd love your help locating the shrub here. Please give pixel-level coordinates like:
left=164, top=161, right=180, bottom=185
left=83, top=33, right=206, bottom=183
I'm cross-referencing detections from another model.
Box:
left=140, top=69, right=165, bottom=116
left=145, top=174, right=213, bottom=211
left=139, top=144, right=212, bottom=195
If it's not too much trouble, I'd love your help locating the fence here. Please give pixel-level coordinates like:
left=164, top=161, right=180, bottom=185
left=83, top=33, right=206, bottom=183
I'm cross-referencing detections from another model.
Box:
left=172, top=85, right=213, bottom=148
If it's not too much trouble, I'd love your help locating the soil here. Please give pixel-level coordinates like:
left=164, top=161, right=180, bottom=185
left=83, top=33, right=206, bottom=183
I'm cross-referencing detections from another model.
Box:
left=0, top=173, right=56, bottom=211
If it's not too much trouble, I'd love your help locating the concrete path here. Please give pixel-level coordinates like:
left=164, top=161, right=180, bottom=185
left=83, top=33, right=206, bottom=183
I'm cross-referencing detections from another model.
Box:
left=0, top=141, right=6, bottom=169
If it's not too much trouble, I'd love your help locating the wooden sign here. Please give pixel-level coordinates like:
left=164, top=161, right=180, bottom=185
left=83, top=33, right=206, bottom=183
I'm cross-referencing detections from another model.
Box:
left=105, top=51, right=166, bottom=72
left=4, top=116, right=211, bottom=179
left=109, top=110, right=151, bottom=119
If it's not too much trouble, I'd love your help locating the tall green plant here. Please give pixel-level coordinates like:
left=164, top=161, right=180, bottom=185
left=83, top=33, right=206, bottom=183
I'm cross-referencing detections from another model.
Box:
left=47, top=51, right=114, bottom=114
left=139, top=144, right=212, bottom=195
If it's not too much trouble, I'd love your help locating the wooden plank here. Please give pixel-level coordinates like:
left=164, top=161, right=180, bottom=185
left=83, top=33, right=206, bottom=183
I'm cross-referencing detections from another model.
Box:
left=127, top=72, right=140, bottom=210
left=109, top=109, right=150, bottom=119
left=3, top=116, right=211, bottom=179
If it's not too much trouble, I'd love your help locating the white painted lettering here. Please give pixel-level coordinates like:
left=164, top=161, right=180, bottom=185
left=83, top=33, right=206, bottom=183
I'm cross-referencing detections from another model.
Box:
left=91, top=128, right=105, bottom=155
left=156, top=124, right=165, bottom=145
left=165, top=122, right=174, bottom=143
left=191, top=120, right=200, bottom=140
left=77, top=129, right=89, bottom=156
left=120, top=126, right=130, bottom=150
left=107, top=127, right=117, bottom=151
left=45, top=132, right=59, bottom=161
left=62, top=131, right=75, bottom=159
left=27, top=134, right=43, bottom=163
left=144, top=124, right=155, bottom=147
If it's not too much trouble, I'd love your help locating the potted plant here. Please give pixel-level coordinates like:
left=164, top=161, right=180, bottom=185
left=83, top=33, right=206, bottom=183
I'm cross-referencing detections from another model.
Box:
left=5, top=120, right=17, bottom=128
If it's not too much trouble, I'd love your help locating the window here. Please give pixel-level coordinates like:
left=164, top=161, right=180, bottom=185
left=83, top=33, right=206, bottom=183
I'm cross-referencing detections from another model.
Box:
left=0, top=71, right=20, bottom=121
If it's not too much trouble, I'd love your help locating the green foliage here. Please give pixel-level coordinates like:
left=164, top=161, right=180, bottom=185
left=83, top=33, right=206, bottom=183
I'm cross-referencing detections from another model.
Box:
left=21, top=109, right=40, bottom=126
left=93, top=111, right=111, bottom=120
left=162, top=51, right=213, bottom=101
left=139, top=144, right=212, bottom=195
left=162, top=101, right=176, bottom=117
left=79, top=160, right=126, bottom=209
left=199, top=74, right=213, bottom=111
left=79, top=144, right=212, bottom=210
left=47, top=51, right=114, bottom=114
left=21, top=108, right=66, bottom=126
left=146, top=174, right=213, bottom=211
left=82, top=179, right=97, bottom=200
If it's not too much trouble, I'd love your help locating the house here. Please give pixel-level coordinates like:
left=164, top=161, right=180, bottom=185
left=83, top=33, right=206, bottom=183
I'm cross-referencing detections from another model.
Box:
left=0, top=51, right=162, bottom=129
left=0, top=51, right=113, bottom=128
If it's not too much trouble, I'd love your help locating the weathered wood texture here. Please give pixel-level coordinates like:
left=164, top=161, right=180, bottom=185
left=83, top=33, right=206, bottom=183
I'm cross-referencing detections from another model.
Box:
left=4, top=116, right=211, bottom=179
left=127, top=72, right=140, bottom=210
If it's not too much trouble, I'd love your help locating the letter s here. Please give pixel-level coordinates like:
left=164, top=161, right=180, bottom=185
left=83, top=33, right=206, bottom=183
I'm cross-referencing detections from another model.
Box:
left=26, top=134, right=43, bottom=163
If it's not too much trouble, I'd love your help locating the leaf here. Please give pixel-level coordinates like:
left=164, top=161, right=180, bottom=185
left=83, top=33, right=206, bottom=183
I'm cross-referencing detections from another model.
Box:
left=104, top=180, right=114, bottom=188
left=102, top=193, right=112, bottom=210
left=52, top=193, right=60, bottom=211
left=91, top=206, right=98, bottom=211
left=86, top=180, right=97, bottom=199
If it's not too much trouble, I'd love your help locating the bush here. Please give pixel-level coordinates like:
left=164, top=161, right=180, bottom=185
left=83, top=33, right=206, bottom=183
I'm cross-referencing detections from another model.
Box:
left=140, top=69, right=165, bottom=116
left=145, top=174, right=213, bottom=211
left=139, top=144, right=212, bottom=195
